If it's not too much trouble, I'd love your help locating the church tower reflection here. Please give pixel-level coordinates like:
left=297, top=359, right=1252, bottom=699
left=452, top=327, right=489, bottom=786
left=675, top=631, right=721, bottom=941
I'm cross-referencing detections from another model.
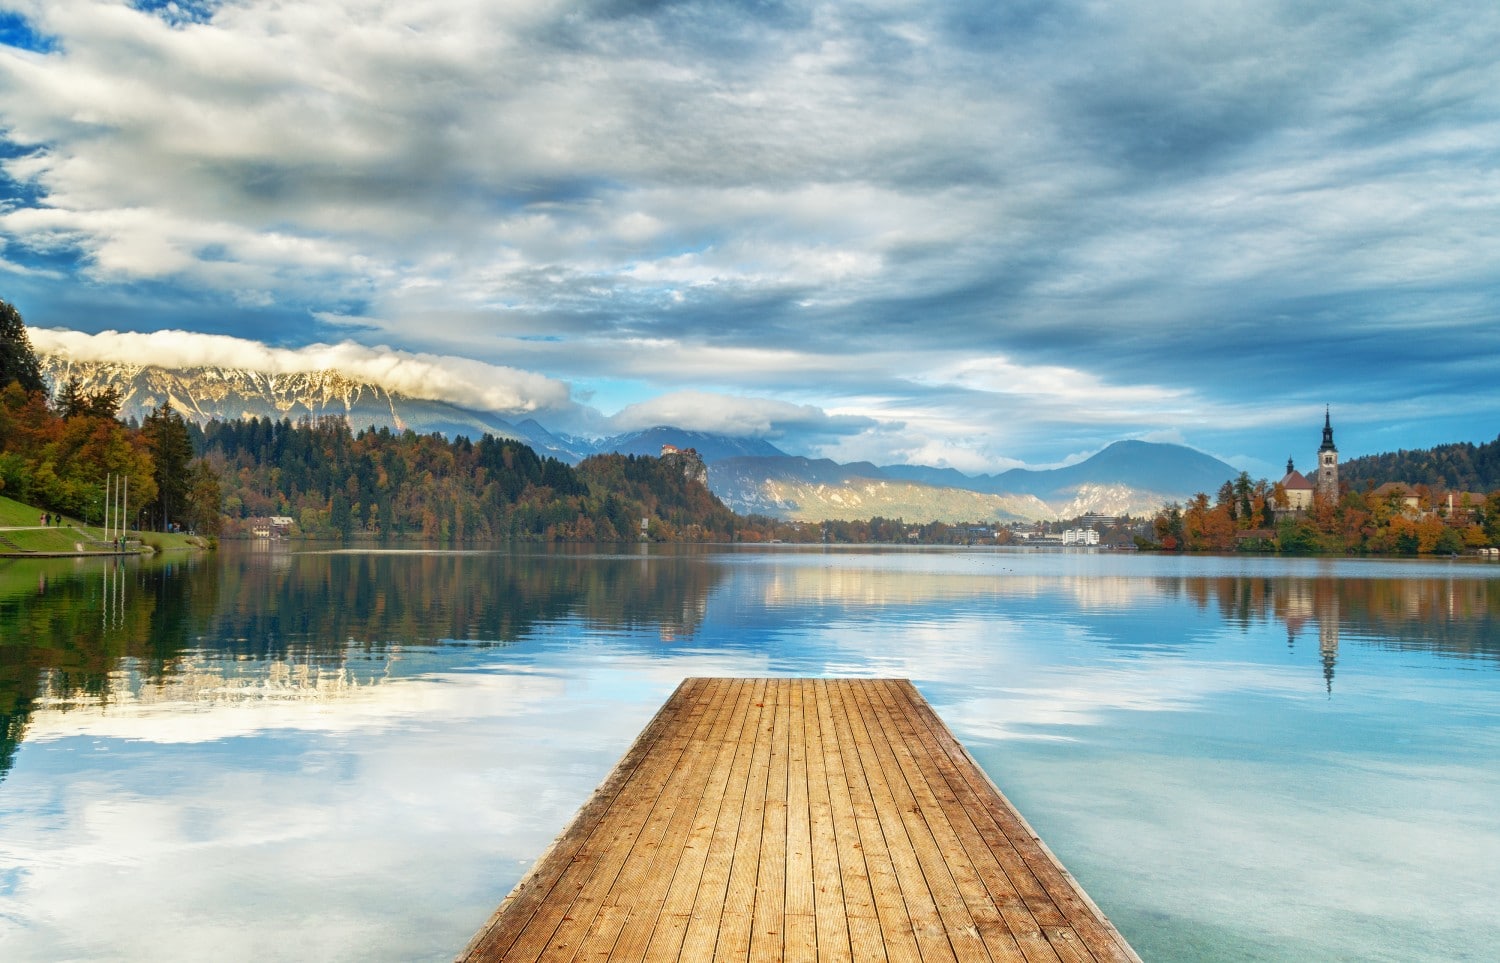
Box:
left=1318, top=591, right=1341, bottom=695
left=1276, top=577, right=1341, bottom=694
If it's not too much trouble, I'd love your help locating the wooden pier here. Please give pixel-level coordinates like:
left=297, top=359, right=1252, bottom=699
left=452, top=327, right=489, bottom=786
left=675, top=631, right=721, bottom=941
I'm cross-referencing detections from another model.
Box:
left=459, top=677, right=1139, bottom=962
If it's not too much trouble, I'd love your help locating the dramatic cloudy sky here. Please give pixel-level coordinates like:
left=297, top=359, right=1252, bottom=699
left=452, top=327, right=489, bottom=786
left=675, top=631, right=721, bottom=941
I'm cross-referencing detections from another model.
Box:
left=2, top=0, right=1498, bottom=474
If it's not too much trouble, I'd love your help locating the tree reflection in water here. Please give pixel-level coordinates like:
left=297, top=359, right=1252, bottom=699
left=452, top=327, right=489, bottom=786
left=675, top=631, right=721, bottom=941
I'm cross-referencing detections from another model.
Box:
left=1, top=545, right=729, bottom=784
left=4, top=548, right=1499, bottom=783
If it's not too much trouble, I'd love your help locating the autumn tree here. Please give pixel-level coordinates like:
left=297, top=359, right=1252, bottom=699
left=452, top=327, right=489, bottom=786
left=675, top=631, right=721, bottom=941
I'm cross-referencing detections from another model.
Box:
left=1152, top=502, right=1184, bottom=550
left=182, top=459, right=223, bottom=535
left=0, top=378, right=156, bottom=520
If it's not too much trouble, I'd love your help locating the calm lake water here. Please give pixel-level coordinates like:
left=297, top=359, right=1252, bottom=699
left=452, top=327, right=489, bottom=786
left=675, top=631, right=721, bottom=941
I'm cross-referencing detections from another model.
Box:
left=2, top=544, right=1499, bottom=962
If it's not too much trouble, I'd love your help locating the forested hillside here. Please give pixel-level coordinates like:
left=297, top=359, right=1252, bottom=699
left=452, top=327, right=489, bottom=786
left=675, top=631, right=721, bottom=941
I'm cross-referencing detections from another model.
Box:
left=1341, top=435, right=1500, bottom=492
left=201, top=417, right=741, bottom=541
left=1, top=381, right=221, bottom=534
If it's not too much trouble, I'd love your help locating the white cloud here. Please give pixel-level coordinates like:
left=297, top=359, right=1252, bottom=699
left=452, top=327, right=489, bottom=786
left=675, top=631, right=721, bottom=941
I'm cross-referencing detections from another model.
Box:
left=607, top=388, right=868, bottom=439
left=929, top=355, right=1191, bottom=412
left=1138, top=428, right=1188, bottom=445
left=815, top=420, right=1021, bottom=474
left=1, top=0, right=1498, bottom=469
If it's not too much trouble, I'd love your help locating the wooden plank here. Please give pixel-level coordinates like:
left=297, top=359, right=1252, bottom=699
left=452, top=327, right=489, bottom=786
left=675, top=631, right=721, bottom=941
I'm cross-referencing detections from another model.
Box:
left=844, top=679, right=1014, bottom=963
left=813, top=679, right=879, bottom=963
left=607, top=677, right=749, bottom=962
left=457, top=678, right=700, bottom=962
left=710, top=677, right=778, bottom=960
left=828, top=680, right=954, bottom=962
left=823, top=679, right=921, bottom=963
left=805, top=680, right=852, bottom=963
left=678, top=678, right=769, bottom=963
left=639, top=678, right=758, bottom=962
left=866, top=680, right=1048, bottom=963
left=749, top=678, right=791, bottom=963
left=459, top=679, right=1140, bottom=963
left=883, top=680, right=1072, bottom=963
left=889, top=683, right=1141, bottom=963
left=782, top=675, right=818, bottom=963
left=498, top=677, right=723, bottom=961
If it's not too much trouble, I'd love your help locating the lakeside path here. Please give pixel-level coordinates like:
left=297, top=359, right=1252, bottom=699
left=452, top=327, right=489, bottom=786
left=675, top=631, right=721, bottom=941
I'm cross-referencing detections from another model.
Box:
left=0, top=524, right=142, bottom=557
left=460, top=677, right=1140, bottom=963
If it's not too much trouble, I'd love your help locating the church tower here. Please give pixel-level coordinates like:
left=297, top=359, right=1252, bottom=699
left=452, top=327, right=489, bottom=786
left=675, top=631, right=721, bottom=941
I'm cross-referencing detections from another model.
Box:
left=1316, top=407, right=1339, bottom=502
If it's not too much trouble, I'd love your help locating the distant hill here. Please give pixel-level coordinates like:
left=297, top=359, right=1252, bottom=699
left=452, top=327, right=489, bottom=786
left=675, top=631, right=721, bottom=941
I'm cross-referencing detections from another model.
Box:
left=710, top=441, right=1234, bottom=522
left=508, top=419, right=596, bottom=463
left=882, top=440, right=1237, bottom=498
left=36, top=352, right=1238, bottom=522
left=605, top=427, right=788, bottom=463
left=707, top=456, right=1052, bottom=523
left=1341, top=435, right=1500, bottom=492
left=993, top=440, right=1240, bottom=498
left=710, top=473, right=1051, bottom=525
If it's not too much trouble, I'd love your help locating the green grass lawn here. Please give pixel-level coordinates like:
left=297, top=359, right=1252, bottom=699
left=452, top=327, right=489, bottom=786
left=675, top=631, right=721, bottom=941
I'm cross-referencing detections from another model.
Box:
left=0, top=494, right=211, bottom=555
left=0, top=494, right=75, bottom=527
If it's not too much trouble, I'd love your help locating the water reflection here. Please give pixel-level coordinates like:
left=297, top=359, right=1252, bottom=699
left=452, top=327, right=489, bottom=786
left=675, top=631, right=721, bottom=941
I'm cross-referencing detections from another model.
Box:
left=1, top=546, right=730, bottom=786
left=2, top=549, right=1499, bottom=962
left=1166, top=573, right=1500, bottom=693
left=727, top=555, right=1500, bottom=686
left=5, top=550, right=1498, bottom=786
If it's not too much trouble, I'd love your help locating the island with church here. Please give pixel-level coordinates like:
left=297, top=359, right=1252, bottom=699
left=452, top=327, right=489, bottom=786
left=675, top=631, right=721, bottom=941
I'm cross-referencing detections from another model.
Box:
left=1144, top=410, right=1500, bottom=555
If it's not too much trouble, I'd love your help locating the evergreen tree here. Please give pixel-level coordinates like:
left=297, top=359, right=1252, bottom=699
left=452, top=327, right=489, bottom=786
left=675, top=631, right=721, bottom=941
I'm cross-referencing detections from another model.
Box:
left=142, top=403, right=195, bottom=530
left=1234, top=471, right=1254, bottom=524
left=84, top=383, right=122, bottom=420
left=55, top=376, right=86, bottom=418
left=0, top=299, right=46, bottom=394
left=55, top=375, right=122, bottom=421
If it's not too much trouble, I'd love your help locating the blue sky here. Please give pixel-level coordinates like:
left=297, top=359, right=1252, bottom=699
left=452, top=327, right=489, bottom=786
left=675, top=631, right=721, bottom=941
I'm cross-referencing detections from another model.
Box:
left=2, top=0, right=1498, bottom=476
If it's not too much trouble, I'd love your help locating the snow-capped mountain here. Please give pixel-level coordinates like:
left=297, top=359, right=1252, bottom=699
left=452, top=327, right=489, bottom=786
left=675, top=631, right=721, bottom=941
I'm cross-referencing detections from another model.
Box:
left=35, top=354, right=592, bottom=460
left=37, top=353, right=1237, bottom=522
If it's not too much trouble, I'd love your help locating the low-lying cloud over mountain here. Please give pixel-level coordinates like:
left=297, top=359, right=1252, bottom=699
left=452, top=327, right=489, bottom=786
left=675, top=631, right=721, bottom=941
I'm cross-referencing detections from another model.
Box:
left=30, top=328, right=873, bottom=452
left=36, top=340, right=1239, bottom=522
left=32, top=327, right=574, bottom=417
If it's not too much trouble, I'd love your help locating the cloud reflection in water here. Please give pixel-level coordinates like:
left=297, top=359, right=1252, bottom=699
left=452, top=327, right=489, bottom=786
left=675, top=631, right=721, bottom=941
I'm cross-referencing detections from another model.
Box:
left=1, top=547, right=1498, bottom=961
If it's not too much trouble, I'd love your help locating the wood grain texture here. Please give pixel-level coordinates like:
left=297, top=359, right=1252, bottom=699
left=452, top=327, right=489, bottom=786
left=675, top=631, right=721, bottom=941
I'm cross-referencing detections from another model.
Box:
left=458, top=679, right=1141, bottom=963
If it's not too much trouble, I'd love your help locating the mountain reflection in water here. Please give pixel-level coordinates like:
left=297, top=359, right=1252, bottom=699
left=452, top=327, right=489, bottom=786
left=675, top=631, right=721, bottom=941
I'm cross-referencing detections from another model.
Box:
left=4, top=547, right=1498, bottom=786
left=1, top=545, right=729, bottom=783
left=3, top=547, right=1500, bottom=963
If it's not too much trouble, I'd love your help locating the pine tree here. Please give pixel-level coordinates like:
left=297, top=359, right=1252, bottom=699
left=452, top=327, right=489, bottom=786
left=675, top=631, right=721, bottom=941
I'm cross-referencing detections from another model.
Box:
left=84, top=383, right=121, bottom=419
left=55, top=376, right=86, bottom=418
left=0, top=299, right=46, bottom=394
left=142, top=402, right=195, bottom=530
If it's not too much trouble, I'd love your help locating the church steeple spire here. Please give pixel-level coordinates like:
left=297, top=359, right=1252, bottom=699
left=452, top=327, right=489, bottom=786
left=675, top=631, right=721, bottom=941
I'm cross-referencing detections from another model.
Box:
left=1316, top=407, right=1339, bottom=501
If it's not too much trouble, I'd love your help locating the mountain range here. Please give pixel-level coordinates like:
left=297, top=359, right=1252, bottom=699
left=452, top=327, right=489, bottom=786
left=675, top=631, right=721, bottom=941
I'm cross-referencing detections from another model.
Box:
left=38, top=353, right=1239, bottom=522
